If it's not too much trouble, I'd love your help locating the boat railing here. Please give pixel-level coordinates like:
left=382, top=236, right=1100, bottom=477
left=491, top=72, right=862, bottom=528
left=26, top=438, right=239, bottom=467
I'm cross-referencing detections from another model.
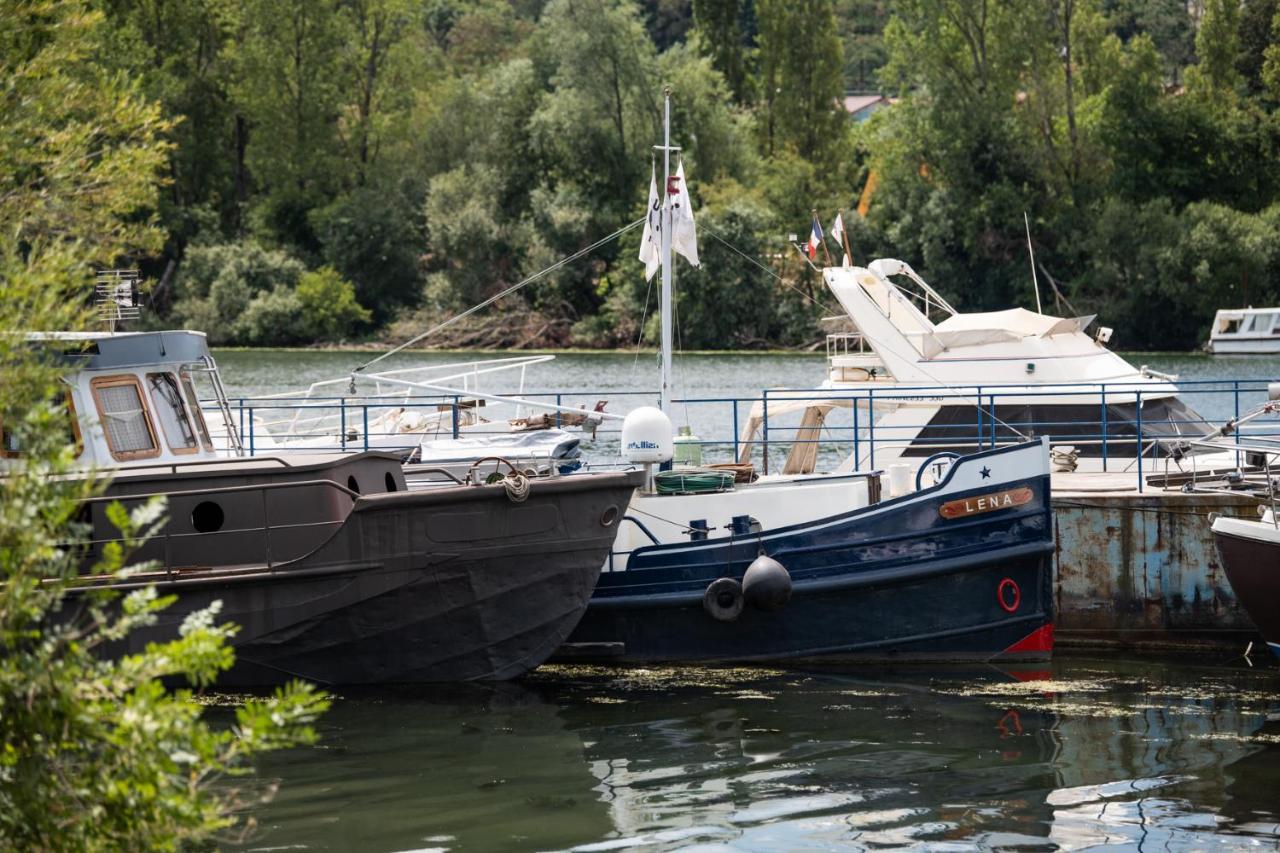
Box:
left=77, top=476, right=362, bottom=577
left=208, top=376, right=1280, bottom=493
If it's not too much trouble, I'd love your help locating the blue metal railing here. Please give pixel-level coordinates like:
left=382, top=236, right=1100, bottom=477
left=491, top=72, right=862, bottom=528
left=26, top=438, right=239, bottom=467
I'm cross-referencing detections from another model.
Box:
left=209, top=377, right=1280, bottom=493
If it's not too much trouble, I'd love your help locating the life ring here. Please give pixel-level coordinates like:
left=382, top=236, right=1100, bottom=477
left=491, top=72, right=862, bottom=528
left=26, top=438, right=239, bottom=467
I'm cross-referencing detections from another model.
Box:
left=997, top=578, right=1021, bottom=613
left=703, top=577, right=744, bottom=622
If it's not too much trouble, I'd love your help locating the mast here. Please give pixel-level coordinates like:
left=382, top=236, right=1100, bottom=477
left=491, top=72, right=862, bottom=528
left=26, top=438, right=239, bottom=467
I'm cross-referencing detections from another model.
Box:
left=659, top=88, right=675, bottom=413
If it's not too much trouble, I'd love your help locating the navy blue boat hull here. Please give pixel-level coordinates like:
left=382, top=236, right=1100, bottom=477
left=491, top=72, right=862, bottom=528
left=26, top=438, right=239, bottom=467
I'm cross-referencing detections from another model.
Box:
left=563, top=446, right=1055, bottom=664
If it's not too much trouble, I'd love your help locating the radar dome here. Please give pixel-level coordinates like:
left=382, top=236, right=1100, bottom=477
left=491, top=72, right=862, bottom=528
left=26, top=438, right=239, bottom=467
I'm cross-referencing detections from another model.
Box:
left=622, top=407, right=674, bottom=464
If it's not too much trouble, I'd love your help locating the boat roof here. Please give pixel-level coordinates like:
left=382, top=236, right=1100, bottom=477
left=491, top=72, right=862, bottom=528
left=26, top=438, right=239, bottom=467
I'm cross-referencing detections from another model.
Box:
left=23, top=330, right=212, bottom=370
left=1213, top=307, right=1278, bottom=317
left=932, top=307, right=1092, bottom=338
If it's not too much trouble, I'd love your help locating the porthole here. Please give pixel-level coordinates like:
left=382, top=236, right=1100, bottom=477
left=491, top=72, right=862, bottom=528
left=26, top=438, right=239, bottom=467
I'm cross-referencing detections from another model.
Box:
left=384, top=471, right=397, bottom=493
left=191, top=501, right=224, bottom=533
left=600, top=504, right=620, bottom=527
left=347, top=475, right=360, bottom=495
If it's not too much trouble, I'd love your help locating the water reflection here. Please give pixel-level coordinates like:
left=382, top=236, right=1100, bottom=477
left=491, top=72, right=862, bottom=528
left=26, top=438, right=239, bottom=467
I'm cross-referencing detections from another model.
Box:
left=239, top=657, right=1280, bottom=852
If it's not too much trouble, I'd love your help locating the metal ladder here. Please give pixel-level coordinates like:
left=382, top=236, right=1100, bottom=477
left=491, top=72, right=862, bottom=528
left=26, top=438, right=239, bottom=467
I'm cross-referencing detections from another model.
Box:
left=197, top=354, right=244, bottom=456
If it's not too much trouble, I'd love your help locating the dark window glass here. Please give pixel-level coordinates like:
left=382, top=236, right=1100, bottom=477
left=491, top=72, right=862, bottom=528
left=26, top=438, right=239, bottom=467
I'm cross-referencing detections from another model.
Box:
left=902, top=397, right=1213, bottom=458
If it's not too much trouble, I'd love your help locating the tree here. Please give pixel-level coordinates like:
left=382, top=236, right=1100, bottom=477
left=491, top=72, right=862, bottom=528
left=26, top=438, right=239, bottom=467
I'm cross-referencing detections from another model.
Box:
left=1238, top=0, right=1279, bottom=94
left=756, top=0, right=846, bottom=161
left=691, top=0, right=754, bottom=103
left=1189, top=0, right=1243, bottom=94
left=0, top=2, right=327, bottom=847
left=232, top=0, right=346, bottom=251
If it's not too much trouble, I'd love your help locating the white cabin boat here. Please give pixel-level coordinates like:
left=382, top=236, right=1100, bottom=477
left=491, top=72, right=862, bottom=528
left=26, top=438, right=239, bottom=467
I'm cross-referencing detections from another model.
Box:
left=1207, top=308, right=1280, bottom=354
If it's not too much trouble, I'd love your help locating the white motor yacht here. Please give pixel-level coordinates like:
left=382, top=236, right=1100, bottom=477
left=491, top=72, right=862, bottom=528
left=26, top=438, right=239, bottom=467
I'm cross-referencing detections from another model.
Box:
left=736, top=259, right=1215, bottom=474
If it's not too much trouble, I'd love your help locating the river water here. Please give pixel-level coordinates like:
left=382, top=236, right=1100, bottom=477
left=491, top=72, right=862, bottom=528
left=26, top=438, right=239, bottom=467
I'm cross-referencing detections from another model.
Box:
left=235, top=658, right=1280, bottom=851
left=214, top=350, right=1280, bottom=851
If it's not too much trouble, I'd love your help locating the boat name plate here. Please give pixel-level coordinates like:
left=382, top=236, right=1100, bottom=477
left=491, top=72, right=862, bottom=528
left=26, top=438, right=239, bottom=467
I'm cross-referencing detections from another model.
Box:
left=939, top=487, right=1033, bottom=520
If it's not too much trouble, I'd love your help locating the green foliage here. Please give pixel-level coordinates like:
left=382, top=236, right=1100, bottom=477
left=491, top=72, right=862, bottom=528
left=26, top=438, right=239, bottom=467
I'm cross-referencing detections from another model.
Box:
left=49, top=0, right=1280, bottom=350
left=312, top=184, right=425, bottom=319
left=0, top=4, right=328, bottom=847
left=1189, top=0, right=1243, bottom=95
left=172, top=242, right=369, bottom=344
left=0, top=0, right=173, bottom=261
left=691, top=0, right=754, bottom=102
left=296, top=265, right=374, bottom=339
left=756, top=0, right=847, bottom=161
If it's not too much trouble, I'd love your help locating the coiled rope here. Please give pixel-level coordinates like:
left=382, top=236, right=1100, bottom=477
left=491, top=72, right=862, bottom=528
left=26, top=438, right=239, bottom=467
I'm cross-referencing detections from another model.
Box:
left=503, top=471, right=530, bottom=503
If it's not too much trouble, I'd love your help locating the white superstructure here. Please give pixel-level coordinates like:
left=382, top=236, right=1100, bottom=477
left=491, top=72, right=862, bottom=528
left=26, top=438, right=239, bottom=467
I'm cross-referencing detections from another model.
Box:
left=1208, top=308, right=1280, bottom=354
left=4, top=331, right=238, bottom=471
left=736, top=259, right=1214, bottom=474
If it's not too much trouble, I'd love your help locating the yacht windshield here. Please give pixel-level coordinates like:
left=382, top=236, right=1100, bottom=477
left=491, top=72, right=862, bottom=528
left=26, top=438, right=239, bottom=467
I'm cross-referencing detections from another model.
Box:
left=147, top=372, right=198, bottom=451
left=904, top=397, right=1213, bottom=458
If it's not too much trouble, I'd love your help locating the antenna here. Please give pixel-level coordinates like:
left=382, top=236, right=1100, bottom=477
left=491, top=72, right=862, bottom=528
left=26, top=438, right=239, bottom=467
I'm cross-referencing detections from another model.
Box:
left=95, top=269, right=142, bottom=331
left=1023, top=212, right=1042, bottom=314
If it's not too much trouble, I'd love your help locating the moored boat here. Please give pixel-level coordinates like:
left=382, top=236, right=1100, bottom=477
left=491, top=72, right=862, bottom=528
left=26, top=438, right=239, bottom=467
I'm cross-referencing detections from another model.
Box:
left=1208, top=307, right=1280, bottom=355
left=564, top=435, right=1054, bottom=664
left=1211, top=509, right=1280, bottom=659
left=12, top=327, right=642, bottom=684
left=559, top=92, right=1055, bottom=665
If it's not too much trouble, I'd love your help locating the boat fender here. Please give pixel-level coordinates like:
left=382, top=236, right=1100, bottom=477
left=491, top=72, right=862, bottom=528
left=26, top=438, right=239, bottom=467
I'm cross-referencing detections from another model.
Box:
left=703, top=577, right=744, bottom=622
left=742, top=554, right=792, bottom=611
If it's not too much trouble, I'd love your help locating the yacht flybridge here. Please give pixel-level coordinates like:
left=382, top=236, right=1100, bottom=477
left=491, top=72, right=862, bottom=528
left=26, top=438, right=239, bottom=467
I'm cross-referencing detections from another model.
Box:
left=738, top=259, right=1212, bottom=474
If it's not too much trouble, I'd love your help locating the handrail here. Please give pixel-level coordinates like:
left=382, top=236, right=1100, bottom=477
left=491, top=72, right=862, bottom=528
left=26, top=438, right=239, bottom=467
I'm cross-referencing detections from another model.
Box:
left=81, top=476, right=361, bottom=504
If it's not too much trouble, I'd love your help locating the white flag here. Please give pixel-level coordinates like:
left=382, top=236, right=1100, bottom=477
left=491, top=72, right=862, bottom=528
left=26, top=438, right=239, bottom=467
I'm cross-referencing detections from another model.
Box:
left=638, top=164, right=661, bottom=281
left=670, top=161, right=699, bottom=267
left=831, top=212, right=844, bottom=245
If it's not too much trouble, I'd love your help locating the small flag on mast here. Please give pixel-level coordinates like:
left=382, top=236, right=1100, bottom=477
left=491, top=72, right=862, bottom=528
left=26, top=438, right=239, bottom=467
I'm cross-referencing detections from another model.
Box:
left=670, top=161, right=699, bottom=268
left=831, top=212, right=852, bottom=267
left=638, top=164, right=661, bottom=281
left=806, top=215, right=824, bottom=260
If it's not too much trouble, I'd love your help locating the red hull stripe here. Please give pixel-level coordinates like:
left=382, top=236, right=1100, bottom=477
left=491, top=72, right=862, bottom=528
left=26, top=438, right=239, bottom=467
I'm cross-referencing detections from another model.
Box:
left=1001, top=623, right=1054, bottom=654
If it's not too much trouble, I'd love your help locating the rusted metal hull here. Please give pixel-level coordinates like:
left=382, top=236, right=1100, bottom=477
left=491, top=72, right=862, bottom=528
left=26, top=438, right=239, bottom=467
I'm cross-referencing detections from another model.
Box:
left=1053, top=490, right=1261, bottom=651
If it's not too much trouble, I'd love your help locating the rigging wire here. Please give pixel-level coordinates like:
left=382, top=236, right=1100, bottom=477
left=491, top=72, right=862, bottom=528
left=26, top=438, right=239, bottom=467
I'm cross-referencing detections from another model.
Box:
left=352, top=217, right=646, bottom=376
left=699, top=223, right=838, bottom=316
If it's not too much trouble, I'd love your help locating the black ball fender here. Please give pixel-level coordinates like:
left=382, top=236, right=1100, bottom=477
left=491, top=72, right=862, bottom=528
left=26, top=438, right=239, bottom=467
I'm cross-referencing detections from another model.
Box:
left=703, top=577, right=744, bottom=622
left=742, top=554, right=793, bottom=611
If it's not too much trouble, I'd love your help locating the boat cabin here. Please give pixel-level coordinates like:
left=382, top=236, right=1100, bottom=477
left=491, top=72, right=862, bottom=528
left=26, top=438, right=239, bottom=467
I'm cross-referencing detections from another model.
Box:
left=5, top=331, right=238, bottom=470
left=1208, top=308, right=1280, bottom=354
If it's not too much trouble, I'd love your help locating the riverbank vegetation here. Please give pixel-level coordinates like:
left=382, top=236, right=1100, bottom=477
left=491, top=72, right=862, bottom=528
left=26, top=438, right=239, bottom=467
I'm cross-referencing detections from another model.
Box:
left=77, top=0, right=1280, bottom=350
left=1, top=3, right=327, bottom=848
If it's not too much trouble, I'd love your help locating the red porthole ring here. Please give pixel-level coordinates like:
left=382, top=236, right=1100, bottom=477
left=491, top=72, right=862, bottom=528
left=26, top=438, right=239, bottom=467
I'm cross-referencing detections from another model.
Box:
left=997, top=578, right=1021, bottom=613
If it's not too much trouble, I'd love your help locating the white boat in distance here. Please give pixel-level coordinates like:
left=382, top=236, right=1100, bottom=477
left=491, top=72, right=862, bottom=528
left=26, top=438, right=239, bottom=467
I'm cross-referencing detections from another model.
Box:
left=1207, top=308, right=1280, bottom=354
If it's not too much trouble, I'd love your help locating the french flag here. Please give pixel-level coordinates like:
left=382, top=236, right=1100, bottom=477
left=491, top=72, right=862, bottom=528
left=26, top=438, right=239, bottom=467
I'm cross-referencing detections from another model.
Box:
left=806, top=216, right=824, bottom=260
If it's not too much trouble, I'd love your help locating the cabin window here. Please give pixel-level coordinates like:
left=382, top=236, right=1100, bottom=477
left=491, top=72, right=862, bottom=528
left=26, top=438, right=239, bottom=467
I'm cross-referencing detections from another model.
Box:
left=1222, top=318, right=1241, bottom=334
left=2, top=389, right=84, bottom=458
left=179, top=372, right=214, bottom=450
left=1246, top=314, right=1270, bottom=333
left=146, top=372, right=199, bottom=453
left=91, top=376, right=159, bottom=460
